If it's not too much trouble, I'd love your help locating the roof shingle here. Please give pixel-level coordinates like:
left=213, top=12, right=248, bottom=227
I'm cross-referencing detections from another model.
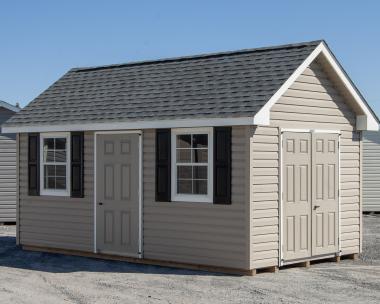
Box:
left=4, top=40, right=322, bottom=127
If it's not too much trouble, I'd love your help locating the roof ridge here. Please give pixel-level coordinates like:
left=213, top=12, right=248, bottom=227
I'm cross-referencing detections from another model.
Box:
left=71, top=40, right=323, bottom=73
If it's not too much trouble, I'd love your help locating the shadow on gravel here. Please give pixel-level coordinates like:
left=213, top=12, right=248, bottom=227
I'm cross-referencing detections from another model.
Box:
left=0, top=235, right=225, bottom=277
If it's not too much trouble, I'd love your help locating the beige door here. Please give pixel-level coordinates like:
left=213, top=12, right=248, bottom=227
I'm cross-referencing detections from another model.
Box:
left=311, top=133, right=339, bottom=256
left=282, top=132, right=339, bottom=262
left=282, top=132, right=312, bottom=260
left=96, top=133, right=140, bottom=257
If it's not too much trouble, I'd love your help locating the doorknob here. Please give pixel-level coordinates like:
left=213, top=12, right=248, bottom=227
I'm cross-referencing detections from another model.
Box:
left=314, top=205, right=320, bottom=210
left=98, top=202, right=103, bottom=206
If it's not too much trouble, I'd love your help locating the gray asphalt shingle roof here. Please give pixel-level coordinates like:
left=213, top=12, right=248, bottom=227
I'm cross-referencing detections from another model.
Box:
left=4, top=40, right=322, bottom=127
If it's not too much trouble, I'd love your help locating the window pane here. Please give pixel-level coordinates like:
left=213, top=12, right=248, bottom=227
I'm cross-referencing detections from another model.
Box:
left=44, top=138, right=54, bottom=150
left=193, top=134, right=208, bottom=148
left=177, top=180, right=192, bottom=194
left=45, top=177, right=55, bottom=189
left=55, top=150, right=67, bottom=162
left=44, top=150, right=55, bottom=162
left=193, top=180, right=207, bottom=194
left=193, top=166, right=207, bottom=179
left=56, top=177, right=66, bottom=190
left=55, top=165, right=66, bottom=177
left=177, top=149, right=191, bottom=163
left=177, top=135, right=191, bottom=148
left=45, top=165, right=55, bottom=177
left=55, top=138, right=66, bottom=150
left=177, top=166, right=192, bottom=179
left=193, top=149, right=208, bottom=163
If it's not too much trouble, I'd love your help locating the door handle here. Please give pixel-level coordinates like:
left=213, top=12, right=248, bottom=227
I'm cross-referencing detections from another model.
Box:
left=98, top=202, right=103, bottom=206
left=313, top=205, right=320, bottom=210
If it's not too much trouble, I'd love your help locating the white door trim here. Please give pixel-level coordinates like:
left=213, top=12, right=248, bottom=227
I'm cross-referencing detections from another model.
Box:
left=93, top=130, right=143, bottom=258
left=279, top=128, right=341, bottom=266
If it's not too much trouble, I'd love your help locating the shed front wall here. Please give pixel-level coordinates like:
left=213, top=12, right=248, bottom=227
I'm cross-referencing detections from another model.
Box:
left=143, top=127, right=251, bottom=269
left=18, top=132, right=94, bottom=251
left=18, top=127, right=251, bottom=270
left=250, top=60, right=362, bottom=269
left=363, top=131, right=380, bottom=212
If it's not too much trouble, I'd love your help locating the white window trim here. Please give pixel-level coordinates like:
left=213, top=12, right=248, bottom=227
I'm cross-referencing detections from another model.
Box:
left=171, top=127, right=213, bottom=203
left=40, top=132, right=71, bottom=196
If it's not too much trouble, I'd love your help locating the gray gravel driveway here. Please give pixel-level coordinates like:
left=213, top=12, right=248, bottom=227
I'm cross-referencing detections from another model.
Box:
left=0, top=214, right=379, bottom=304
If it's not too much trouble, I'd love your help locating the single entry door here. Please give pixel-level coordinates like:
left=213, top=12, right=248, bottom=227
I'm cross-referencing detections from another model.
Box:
left=282, top=132, right=339, bottom=262
left=96, top=133, right=140, bottom=257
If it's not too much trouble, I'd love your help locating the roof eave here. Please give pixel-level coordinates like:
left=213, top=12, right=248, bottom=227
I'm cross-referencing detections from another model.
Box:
left=1, top=116, right=255, bottom=134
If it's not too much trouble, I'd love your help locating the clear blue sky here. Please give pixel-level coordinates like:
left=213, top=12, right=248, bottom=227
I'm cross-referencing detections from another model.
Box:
left=1, top=0, right=379, bottom=116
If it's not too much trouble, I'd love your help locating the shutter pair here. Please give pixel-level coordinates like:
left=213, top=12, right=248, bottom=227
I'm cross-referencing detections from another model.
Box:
left=28, top=132, right=84, bottom=197
left=156, top=127, right=232, bottom=204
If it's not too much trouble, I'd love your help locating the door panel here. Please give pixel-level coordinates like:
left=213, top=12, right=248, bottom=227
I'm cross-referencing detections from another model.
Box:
left=282, top=132, right=312, bottom=260
left=311, top=133, right=339, bottom=256
left=96, top=133, right=140, bottom=256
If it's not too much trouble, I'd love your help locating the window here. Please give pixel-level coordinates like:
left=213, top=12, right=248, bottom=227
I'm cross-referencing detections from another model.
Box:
left=171, top=128, right=213, bottom=202
left=40, top=133, right=70, bottom=196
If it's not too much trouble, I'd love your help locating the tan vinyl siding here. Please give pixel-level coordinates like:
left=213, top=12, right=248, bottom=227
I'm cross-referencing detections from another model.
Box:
left=143, top=126, right=251, bottom=269
left=362, top=131, right=380, bottom=212
left=250, top=60, right=361, bottom=267
left=250, top=126, right=279, bottom=268
left=18, top=132, right=94, bottom=252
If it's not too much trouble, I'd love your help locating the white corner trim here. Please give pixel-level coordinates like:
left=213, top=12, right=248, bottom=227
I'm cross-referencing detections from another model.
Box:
left=253, top=42, right=379, bottom=131
left=2, top=116, right=255, bottom=133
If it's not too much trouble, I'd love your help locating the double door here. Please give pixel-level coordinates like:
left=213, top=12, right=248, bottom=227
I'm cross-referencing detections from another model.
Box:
left=282, top=132, right=339, bottom=262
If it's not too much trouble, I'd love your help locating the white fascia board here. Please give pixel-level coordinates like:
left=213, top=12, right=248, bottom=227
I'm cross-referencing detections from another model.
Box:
left=253, top=42, right=379, bottom=131
left=2, top=116, right=254, bottom=133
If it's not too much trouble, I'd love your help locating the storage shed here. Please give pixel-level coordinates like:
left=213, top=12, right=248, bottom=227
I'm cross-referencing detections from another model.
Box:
left=0, top=100, right=20, bottom=222
left=2, top=40, right=379, bottom=274
left=363, top=131, right=380, bottom=212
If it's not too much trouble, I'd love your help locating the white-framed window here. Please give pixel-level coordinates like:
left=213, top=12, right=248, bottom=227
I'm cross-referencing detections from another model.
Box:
left=171, top=127, right=213, bottom=203
left=40, top=132, right=70, bottom=196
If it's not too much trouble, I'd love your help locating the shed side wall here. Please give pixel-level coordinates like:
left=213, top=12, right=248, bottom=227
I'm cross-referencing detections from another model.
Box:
left=250, top=60, right=361, bottom=268
left=143, top=126, right=251, bottom=269
left=362, top=131, right=380, bottom=212
left=18, top=132, right=94, bottom=251
left=0, top=108, right=17, bottom=222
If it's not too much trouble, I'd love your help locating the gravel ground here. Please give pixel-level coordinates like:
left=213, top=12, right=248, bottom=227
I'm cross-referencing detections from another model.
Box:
left=0, top=215, right=379, bottom=304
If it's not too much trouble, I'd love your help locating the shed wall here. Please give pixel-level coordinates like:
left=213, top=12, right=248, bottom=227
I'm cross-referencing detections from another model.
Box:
left=0, top=108, right=17, bottom=222
left=250, top=60, right=361, bottom=268
left=143, top=127, right=251, bottom=269
left=363, top=131, right=380, bottom=212
left=18, top=132, right=94, bottom=251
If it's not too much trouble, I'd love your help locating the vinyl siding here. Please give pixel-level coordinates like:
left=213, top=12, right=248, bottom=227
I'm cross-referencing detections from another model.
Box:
left=0, top=133, right=16, bottom=222
left=143, top=127, right=251, bottom=269
left=362, top=131, right=380, bottom=212
left=18, top=132, right=94, bottom=251
left=0, top=108, right=17, bottom=222
left=250, top=126, right=280, bottom=268
left=250, top=60, right=361, bottom=267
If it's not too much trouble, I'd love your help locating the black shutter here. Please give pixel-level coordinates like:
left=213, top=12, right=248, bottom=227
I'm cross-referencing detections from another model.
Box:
left=28, top=133, right=40, bottom=196
left=156, top=129, right=171, bottom=202
left=71, top=132, right=84, bottom=198
left=213, top=127, right=231, bottom=204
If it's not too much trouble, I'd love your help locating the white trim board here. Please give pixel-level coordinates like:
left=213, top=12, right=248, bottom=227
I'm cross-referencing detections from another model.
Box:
left=253, top=42, right=379, bottom=131
left=2, top=117, right=254, bottom=134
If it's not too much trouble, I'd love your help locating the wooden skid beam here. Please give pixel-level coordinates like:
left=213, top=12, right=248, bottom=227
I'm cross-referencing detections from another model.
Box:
left=22, top=245, right=254, bottom=276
